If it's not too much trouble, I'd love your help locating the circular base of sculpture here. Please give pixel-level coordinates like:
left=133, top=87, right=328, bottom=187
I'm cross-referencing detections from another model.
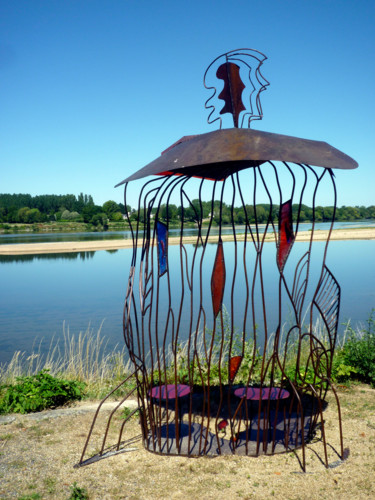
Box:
left=144, top=410, right=315, bottom=456
left=143, top=387, right=323, bottom=457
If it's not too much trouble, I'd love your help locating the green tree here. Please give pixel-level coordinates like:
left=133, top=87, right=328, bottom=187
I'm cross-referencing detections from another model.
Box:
left=160, top=203, right=178, bottom=222
left=61, top=210, right=81, bottom=221
left=75, top=192, right=94, bottom=212
left=17, top=207, right=30, bottom=223
left=234, top=207, right=245, bottom=224
left=91, top=213, right=109, bottom=229
left=81, top=204, right=101, bottom=223
left=314, top=206, right=324, bottom=222
left=61, top=210, right=71, bottom=220
left=26, top=208, right=42, bottom=223
left=102, top=200, right=120, bottom=220
left=255, top=205, right=267, bottom=223
left=111, top=212, right=123, bottom=222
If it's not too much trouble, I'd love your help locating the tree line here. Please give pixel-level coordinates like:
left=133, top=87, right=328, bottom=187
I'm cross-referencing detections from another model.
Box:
left=1, top=193, right=375, bottom=226
left=133, top=200, right=375, bottom=225
left=0, top=193, right=129, bottom=226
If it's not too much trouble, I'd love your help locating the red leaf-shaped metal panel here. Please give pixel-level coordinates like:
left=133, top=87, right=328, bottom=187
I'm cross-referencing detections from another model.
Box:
left=229, top=355, right=242, bottom=383
left=216, top=62, right=246, bottom=128
left=277, top=199, right=295, bottom=272
left=211, top=239, right=226, bottom=318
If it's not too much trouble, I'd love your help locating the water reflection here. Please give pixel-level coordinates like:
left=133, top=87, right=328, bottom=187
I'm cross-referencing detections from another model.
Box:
left=0, top=251, right=97, bottom=263
left=0, top=249, right=121, bottom=264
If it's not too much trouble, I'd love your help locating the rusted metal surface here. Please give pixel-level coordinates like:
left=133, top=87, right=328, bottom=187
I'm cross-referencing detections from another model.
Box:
left=115, top=129, right=358, bottom=186
left=79, top=48, right=355, bottom=470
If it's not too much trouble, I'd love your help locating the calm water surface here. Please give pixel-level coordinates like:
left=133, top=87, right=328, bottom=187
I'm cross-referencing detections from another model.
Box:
left=0, top=238, right=374, bottom=364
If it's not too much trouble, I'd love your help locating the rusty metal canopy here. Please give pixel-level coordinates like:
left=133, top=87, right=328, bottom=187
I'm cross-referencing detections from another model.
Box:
left=115, top=128, right=358, bottom=186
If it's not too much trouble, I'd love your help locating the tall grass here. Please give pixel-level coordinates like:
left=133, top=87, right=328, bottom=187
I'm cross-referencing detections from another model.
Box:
left=149, top=311, right=352, bottom=387
left=0, top=322, right=133, bottom=398
left=1, top=314, right=373, bottom=401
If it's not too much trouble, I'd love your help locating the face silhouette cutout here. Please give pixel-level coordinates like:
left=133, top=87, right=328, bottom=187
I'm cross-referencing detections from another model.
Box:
left=204, top=48, right=269, bottom=128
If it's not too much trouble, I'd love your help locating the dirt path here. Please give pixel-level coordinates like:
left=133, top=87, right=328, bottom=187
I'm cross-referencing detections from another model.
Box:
left=1, top=227, right=374, bottom=255
left=1, top=385, right=375, bottom=499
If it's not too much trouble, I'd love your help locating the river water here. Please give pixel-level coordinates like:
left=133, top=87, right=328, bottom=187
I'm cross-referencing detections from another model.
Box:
left=0, top=225, right=374, bottom=364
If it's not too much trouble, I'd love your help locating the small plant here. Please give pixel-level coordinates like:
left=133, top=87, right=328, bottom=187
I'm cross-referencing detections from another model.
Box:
left=0, top=433, right=13, bottom=441
left=0, top=370, right=86, bottom=414
left=43, top=476, right=57, bottom=494
left=121, top=406, right=139, bottom=420
left=331, top=349, right=357, bottom=382
left=339, top=310, right=375, bottom=386
left=18, top=494, right=41, bottom=500
left=68, top=482, right=89, bottom=500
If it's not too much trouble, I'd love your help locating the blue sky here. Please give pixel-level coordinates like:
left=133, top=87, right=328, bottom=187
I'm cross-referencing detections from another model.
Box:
left=1, top=0, right=374, bottom=209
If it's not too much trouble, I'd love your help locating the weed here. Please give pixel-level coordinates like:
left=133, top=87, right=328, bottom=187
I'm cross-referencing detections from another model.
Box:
left=121, top=406, right=139, bottom=420
left=29, top=425, right=51, bottom=437
left=18, top=494, right=41, bottom=500
left=43, top=477, right=57, bottom=494
left=9, top=459, right=26, bottom=469
left=68, top=482, right=89, bottom=500
left=0, top=433, right=13, bottom=441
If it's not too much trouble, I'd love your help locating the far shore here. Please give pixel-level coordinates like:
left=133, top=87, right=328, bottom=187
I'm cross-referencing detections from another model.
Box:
left=0, top=227, right=374, bottom=255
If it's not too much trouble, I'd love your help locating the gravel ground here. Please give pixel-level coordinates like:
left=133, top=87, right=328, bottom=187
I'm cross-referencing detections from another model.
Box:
left=1, top=384, right=375, bottom=499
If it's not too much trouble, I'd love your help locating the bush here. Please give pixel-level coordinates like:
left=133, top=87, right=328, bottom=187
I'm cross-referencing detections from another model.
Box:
left=331, top=349, right=357, bottom=382
left=339, top=310, right=375, bottom=386
left=0, top=370, right=86, bottom=414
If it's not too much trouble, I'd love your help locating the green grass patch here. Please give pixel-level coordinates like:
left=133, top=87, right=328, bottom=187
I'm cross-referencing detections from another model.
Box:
left=0, top=370, right=85, bottom=414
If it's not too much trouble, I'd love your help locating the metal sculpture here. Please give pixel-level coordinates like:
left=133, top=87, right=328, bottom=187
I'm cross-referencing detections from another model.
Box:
left=78, top=49, right=357, bottom=470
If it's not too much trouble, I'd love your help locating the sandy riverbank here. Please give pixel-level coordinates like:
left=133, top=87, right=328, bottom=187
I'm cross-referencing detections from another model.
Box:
left=0, top=227, right=374, bottom=255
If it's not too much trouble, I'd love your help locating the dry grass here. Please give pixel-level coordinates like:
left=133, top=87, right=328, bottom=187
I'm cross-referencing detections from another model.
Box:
left=0, top=315, right=357, bottom=399
left=0, top=323, right=133, bottom=398
left=0, top=384, right=374, bottom=499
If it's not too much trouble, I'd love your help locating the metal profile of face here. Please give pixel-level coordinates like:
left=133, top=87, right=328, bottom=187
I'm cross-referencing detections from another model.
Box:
left=204, top=48, right=269, bottom=129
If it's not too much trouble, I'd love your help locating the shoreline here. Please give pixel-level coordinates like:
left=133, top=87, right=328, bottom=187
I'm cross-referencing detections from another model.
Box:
left=0, top=227, right=374, bottom=255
